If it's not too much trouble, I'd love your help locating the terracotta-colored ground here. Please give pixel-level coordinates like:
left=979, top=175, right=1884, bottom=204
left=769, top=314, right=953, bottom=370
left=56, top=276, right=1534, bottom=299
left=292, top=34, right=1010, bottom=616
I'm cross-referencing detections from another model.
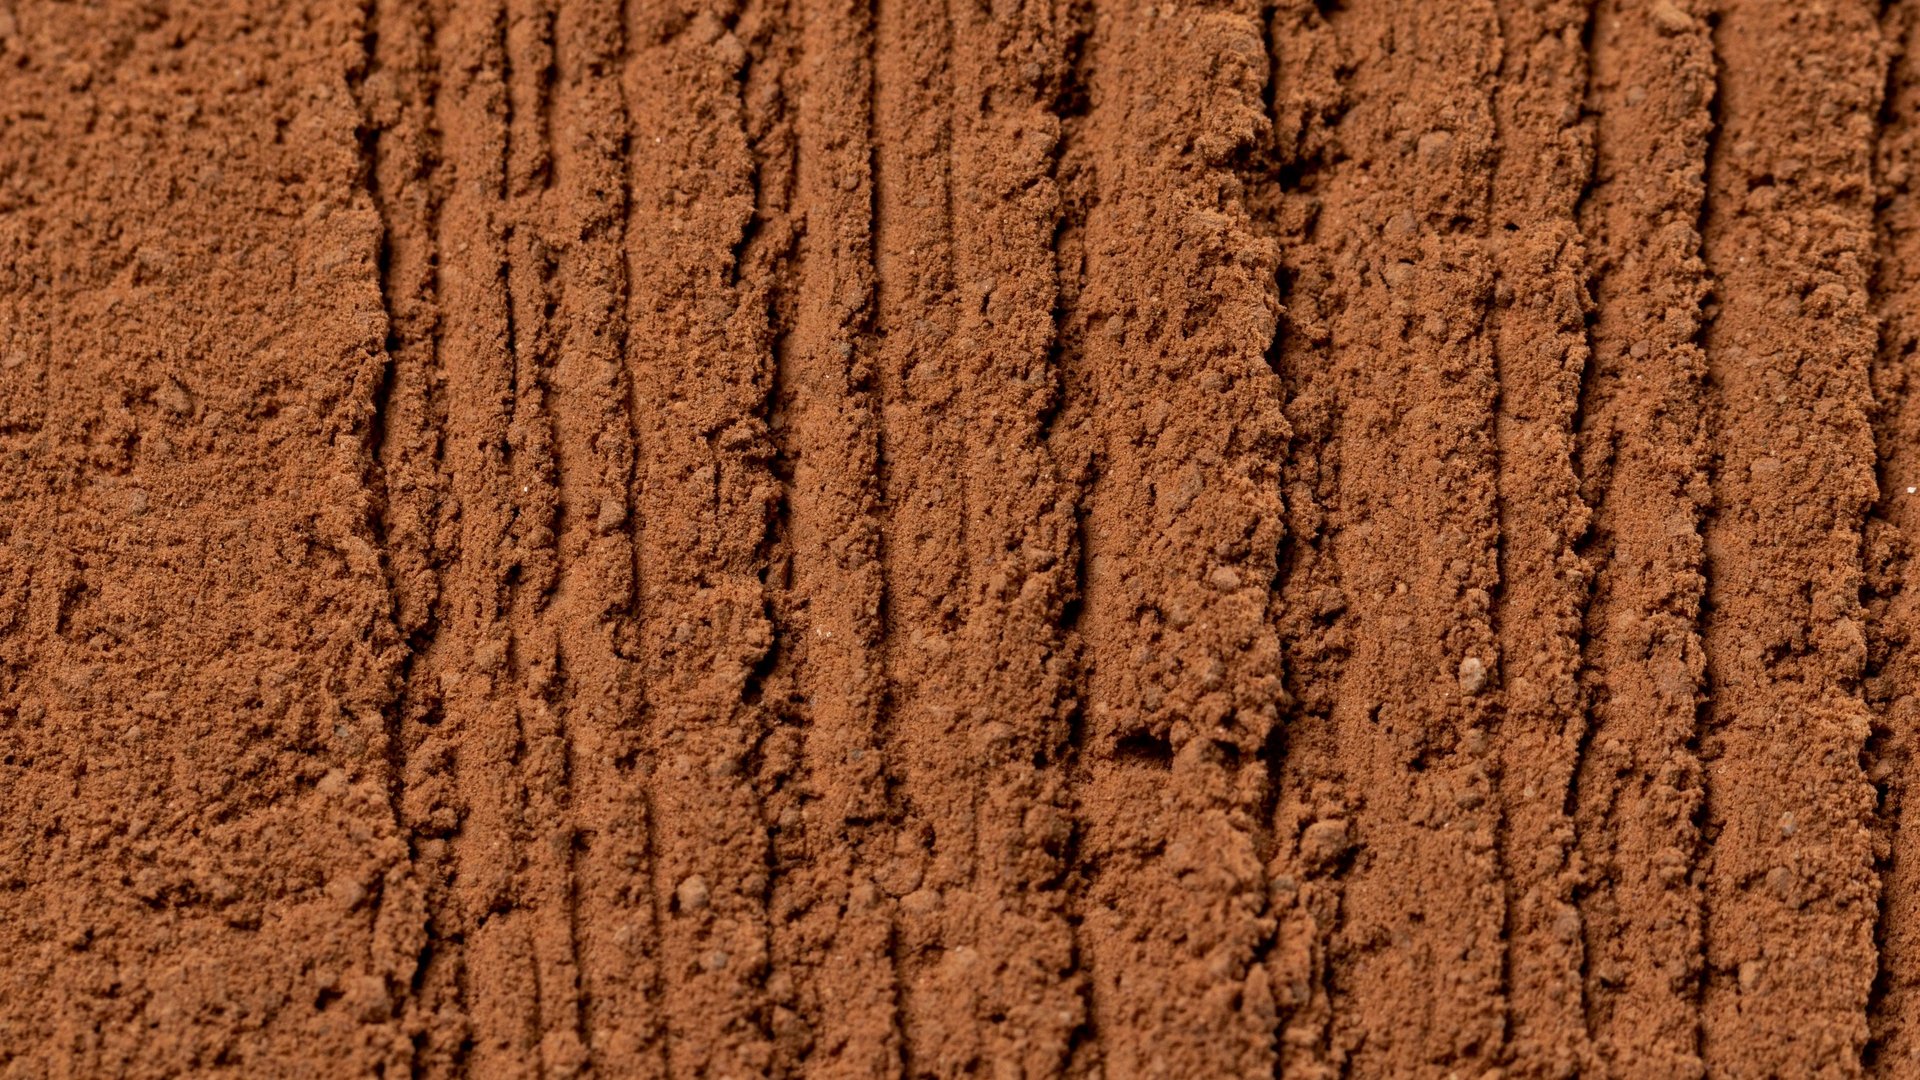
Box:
left=4, top=0, right=1920, bottom=1076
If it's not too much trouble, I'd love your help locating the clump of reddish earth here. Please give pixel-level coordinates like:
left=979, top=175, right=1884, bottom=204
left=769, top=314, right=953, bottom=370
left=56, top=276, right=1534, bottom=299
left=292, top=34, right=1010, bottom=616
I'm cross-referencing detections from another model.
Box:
left=8, top=0, right=1920, bottom=1076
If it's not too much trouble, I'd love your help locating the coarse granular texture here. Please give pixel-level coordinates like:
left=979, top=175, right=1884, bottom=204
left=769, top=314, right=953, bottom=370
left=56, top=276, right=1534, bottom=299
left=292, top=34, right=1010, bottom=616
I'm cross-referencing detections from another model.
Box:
left=7, top=0, right=1920, bottom=1076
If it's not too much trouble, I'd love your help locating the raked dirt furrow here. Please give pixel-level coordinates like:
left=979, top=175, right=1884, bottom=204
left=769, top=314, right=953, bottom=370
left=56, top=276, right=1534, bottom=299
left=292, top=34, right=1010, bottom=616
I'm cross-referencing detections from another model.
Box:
left=757, top=0, right=897, bottom=1072
left=544, top=0, right=653, bottom=1070
left=1697, top=1, right=1884, bottom=1074
left=12, top=0, right=1920, bottom=1076
left=1261, top=2, right=1354, bottom=1071
left=0, top=0, right=416, bottom=1072
left=1485, top=0, right=1597, bottom=1071
left=418, top=0, right=560, bottom=1067
left=1261, top=2, right=1508, bottom=1073
left=624, top=1, right=782, bottom=1074
left=870, top=0, right=1085, bottom=1072
left=1570, top=0, right=1716, bottom=1074
left=1064, top=1, right=1288, bottom=1075
left=503, top=0, right=593, bottom=1065
left=865, top=0, right=966, bottom=1069
left=1869, top=4, right=1920, bottom=1072
left=363, top=0, right=463, bottom=1068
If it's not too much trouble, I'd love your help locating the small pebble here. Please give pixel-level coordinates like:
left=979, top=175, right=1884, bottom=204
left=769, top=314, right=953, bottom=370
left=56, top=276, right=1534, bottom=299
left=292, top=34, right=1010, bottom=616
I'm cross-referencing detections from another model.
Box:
left=158, top=379, right=194, bottom=415
left=1417, top=130, right=1453, bottom=159
left=1300, top=818, right=1351, bottom=867
left=1650, top=0, right=1694, bottom=34
left=1458, top=657, right=1488, bottom=695
left=594, top=498, right=626, bottom=534
left=471, top=639, right=505, bottom=673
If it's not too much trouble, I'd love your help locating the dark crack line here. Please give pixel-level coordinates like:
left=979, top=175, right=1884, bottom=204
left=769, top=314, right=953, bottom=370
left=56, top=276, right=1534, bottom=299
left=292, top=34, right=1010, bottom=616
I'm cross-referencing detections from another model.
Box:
left=1560, top=0, right=1606, bottom=1054
left=1862, top=2, right=1912, bottom=1067
left=1689, top=5, right=1726, bottom=1047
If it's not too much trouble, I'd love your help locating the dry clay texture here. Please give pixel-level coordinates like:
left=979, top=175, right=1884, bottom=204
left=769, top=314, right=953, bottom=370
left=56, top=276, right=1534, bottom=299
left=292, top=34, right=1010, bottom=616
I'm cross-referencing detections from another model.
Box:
left=11, top=0, right=1920, bottom=1076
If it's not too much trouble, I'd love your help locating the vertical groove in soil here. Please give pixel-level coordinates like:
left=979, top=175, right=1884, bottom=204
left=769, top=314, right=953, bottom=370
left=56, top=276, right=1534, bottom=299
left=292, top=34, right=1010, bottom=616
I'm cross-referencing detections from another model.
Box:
left=1568, top=0, right=1716, bottom=1074
left=623, top=0, right=781, bottom=1073
left=1866, top=2, right=1920, bottom=1070
left=757, top=0, right=901, bottom=1071
left=868, top=0, right=957, bottom=1064
left=1696, top=1, right=1884, bottom=1072
left=1485, top=0, right=1598, bottom=1071
left=1064, top=1, right=1288, bottom=1075
left=16, top=1, right=1920, bottom=1075
left=1262, top=2, right=1356, bottom=1069
left=869, top=0, right=1087, bottom=1070
left=546, top=0, right=650, bottom=1069
left=503, top=0, right=592, bottom=1062
left=613, top=0, right=671, bottom=1071
left=422, top=0, right=553, bottom=1067
left=1046, top=0, right=1097, bottom=1071
left=861, top=0, right=912, bottom=1061
left=1265, top=2, right=1507, bottom=1072
left=358, top=0, right=449, bottom=1066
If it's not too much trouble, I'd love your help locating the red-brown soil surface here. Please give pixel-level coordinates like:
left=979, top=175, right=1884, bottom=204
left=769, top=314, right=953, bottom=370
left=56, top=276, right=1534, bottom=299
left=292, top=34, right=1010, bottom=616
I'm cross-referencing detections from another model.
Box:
left=4, top=0, right=1920, bottom=1076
